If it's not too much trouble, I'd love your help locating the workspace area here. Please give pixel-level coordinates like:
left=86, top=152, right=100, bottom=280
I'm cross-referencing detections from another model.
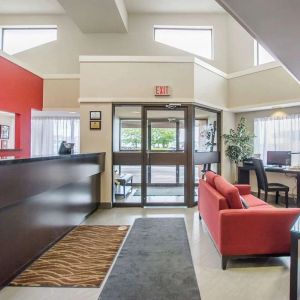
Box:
left=237, top=137, right=300, bottom=207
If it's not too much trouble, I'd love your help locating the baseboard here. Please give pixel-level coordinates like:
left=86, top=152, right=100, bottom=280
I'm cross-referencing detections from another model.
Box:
left=99, top=202, right=113, bottom=209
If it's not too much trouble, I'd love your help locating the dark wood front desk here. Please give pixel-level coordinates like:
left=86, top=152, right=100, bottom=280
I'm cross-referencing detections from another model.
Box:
left=238, top=165, right=300, bottom=208
left=0, top=153, right=105, bottom=288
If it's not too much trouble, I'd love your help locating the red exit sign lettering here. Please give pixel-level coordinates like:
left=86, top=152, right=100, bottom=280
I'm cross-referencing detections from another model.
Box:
left=155, top=86, right=170, bottom=96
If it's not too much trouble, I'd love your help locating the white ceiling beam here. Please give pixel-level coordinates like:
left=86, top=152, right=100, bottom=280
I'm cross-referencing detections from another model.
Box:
left=58, top=0, right=128, bottom=33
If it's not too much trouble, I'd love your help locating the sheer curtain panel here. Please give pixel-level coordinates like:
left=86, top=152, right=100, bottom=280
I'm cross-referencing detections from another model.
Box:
left=31, top=116, right=80, bottom=156
left=254, top=114, right=300, bottom=166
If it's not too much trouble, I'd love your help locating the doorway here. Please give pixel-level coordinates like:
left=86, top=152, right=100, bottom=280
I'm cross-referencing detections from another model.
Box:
left=143, top=106, right=187, bottom=205
left=112, top=103, right=221, bottom=207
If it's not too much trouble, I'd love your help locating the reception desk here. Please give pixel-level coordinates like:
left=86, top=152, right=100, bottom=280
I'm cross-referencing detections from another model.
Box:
left=0, top=153, right=105, bottom=288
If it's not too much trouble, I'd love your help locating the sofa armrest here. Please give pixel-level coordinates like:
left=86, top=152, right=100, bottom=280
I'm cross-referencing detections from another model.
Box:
left=219, top=208, right=300, bottom=256
left=234, top=184, right=251, bottom=195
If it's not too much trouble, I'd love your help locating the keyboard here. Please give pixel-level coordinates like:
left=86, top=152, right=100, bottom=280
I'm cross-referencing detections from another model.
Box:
left=265, top=166, right=284, bottom=170
left=285, top=166, right=300, bottom=171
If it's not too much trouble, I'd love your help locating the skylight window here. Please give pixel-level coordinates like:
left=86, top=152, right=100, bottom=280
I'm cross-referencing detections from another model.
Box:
left=154, top=26, right=213, bottom=60
left=0, top=26, right=57, bottom=55
left=254, top=40, right=275, bottom=66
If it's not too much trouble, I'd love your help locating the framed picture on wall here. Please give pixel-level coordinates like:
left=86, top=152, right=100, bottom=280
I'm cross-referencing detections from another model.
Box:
left=90, top=111, right=101, bottom=120
left=1, top=140, right=8, bottom=149
left=90, top=121, right=101, bottom=130
left=0, top=125, right=10, bottom=139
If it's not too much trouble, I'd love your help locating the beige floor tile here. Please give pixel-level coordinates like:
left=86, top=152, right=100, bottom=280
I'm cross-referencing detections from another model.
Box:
left=0, top=207, right=290, bottom=300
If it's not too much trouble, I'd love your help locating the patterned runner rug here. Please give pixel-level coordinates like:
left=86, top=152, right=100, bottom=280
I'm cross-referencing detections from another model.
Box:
left=10, top=225, right=129, bottom=288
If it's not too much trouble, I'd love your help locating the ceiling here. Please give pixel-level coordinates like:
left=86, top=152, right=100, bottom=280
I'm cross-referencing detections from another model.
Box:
left=124, top=0, right=225, bottom=14
left=0, top=0, right=65, bottom=14
left=0, top=0, right=225, bottom=15
left=58, top=0, right=128, bottom=33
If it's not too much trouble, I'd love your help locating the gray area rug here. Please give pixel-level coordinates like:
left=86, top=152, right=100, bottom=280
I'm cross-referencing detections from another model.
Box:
left=99, top=218, right=201, bottom=300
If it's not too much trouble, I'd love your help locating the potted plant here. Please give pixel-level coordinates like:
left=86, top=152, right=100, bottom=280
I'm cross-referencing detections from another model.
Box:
left=223, top=117, right=255, bottom=174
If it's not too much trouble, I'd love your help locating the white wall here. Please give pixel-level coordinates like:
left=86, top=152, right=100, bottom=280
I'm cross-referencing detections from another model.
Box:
left=0, top=13, right=229, bottom=74
left=80, top=60, right=195, bottom=100
left=194, top=62, right=228, bottom=108
left=227, top=17, right=254, bottom=73
left=80, top=102, right=113, bottom=205
left=228, top=66, right=300, bottom=109
left=43, top=78, right=80, bottom=109
left=0, top=12, right=279, bottom=77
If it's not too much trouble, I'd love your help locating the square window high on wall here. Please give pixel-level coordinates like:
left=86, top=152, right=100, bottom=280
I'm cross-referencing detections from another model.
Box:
left=0, top=26, right=57, bottom=55
left=254, top=40, right=275, bottom=66
left=154, top=25, right=213, bottom=60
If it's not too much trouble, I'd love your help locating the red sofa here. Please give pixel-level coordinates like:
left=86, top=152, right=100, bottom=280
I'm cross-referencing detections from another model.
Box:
left=198, top=171, right=300, bottom=269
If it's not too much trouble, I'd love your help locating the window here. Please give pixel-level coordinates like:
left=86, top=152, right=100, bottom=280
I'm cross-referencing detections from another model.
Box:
left=120, top=119, right=142, bottom=151
left=0, top=26, right=57, bottom=55
left=254, top=115, right=300, bottom=166
left=113, top=106, right=142, bottom=152
left=154, top=26, right=213, bottom=59
left=194, top=108, right=218, bottom=152
left=31, top=114, right=80, bottom=156
left=254, top=40, right=275, bottom=66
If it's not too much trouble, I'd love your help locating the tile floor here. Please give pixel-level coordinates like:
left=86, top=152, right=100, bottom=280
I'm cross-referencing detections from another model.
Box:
left=0, top=207, right=291, bottom=300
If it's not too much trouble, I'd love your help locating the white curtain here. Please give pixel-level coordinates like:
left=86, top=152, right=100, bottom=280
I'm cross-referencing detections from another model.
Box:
left=254, top=114, right=300, bottom=166
left=31, top=116, right=80, bottom=156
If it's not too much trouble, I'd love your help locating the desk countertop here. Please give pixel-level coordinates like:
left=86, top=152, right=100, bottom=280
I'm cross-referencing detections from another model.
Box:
left=0, top=152, right=103, bottom=166
left=239, top=165, right=300, bottom=174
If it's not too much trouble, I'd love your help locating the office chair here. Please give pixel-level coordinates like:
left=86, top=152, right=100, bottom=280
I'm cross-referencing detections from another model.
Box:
left=252, top=158, right=289, bottom=207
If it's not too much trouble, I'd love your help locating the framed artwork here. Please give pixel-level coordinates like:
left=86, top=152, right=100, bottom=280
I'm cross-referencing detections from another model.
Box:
left=90, top=121, right=101, bottom=130
left=0, top=125, right=10, bottom=139
left=90, top=111, right=101, bottom=120
left=1, top=140, right=8, bottom=149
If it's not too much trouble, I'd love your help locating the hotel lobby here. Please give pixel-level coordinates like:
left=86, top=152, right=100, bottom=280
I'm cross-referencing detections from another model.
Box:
left=1, top=0, right=300, bottom=299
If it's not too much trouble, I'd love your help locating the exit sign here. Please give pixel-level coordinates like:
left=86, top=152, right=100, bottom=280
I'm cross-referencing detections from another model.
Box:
left=155, top=86, right=170, bottom=96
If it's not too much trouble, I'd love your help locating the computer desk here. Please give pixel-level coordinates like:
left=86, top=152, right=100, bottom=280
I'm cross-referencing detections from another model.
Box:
left=238, top=165, right=300, bottom=207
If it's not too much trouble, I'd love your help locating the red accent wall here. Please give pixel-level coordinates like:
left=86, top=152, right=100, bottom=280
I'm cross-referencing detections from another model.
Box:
left=0, top=56, right=43, bottom=157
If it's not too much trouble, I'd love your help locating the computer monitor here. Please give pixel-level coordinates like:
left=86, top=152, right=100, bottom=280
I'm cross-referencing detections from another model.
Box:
left=58, top=141, right=75, bottom=155
left=266, top=151, right=291, bottom=167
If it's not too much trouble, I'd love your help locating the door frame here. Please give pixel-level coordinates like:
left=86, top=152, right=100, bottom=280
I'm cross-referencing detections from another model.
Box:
left=112, top=102, right=222, bottom=208
left=141, top=105, right=188, bottom=207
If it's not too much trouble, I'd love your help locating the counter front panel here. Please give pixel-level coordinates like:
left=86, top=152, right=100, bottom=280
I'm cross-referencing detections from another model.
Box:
left=0, top=153, right=105, bottom=288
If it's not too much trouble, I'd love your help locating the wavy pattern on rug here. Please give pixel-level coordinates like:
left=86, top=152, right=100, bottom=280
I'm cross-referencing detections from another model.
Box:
left=10, top=225, right=129, bottom=288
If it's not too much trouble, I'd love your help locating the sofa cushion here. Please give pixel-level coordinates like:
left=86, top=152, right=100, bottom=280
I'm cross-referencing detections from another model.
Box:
left=234, top=184, right=251, bottom=195
left=248, top=204, right=273, bottom=210
left=242, top=194, right=270, bottom=207
left=205, top=171, right=219, bottom=188
left=214, top=176, right=243, bottom=209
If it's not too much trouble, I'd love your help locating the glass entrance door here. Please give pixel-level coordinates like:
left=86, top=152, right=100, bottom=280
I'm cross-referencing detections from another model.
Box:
left=142, top=107, right=187, bottom=206
left=112, top=103, right=221, bottom=208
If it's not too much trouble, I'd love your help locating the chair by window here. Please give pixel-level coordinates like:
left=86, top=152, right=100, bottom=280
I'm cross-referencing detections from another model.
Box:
left=252, top=158, right=289, bottom=207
